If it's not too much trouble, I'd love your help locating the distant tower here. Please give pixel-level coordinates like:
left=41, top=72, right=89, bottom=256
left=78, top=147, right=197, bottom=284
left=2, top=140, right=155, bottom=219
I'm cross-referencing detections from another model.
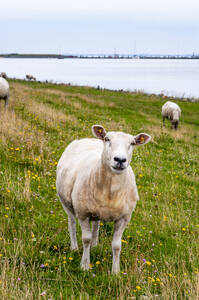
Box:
left=133, top=40, right=137, bottom=57
left=114, top=47, right=117, bottom=58
left=177, top=42, right=180, bottom=56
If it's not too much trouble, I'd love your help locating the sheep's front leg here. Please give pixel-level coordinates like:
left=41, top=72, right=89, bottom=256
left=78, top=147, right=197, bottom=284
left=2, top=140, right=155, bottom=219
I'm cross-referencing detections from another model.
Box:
left=79, top=218, right=92, bottom=270
left=91, top=220, right=100, bottom=247
left=112, top=217, right=129, bottom=274
left=162, top=116, right=165, bottom=126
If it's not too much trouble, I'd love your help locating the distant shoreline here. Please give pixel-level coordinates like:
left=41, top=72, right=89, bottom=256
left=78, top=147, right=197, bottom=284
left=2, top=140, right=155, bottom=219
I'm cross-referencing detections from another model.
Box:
left=1, top=54, right=199, bottom=59
left=8, top=78, right=199, bottom=102
left=1, top=58, right=199, bottom=99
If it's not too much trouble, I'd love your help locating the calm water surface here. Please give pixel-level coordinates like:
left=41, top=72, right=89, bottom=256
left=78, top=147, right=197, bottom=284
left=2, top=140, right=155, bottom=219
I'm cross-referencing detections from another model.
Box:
left=0, top=58, right=199, bottom=98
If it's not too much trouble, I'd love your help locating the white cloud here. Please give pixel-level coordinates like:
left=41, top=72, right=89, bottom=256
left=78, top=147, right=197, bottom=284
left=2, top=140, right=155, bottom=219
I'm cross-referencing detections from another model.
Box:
left=1, top=0, right=199, bottom=54
left=1, top=0, right=199, bottom=20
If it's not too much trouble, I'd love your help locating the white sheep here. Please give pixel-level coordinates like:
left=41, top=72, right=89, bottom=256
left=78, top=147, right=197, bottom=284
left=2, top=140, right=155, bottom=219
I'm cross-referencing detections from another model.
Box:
left=0, top=77, right=9, bottom=108
left=162, top=101, right=181, bottom=129
left=26, top=74, right=36, bottom=81
left=0, top=72, right=7, bottom=79
left=56, top=125, right=151, bottom=274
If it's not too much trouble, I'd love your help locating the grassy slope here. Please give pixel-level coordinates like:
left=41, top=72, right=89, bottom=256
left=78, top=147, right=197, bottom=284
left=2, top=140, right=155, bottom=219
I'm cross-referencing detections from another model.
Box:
left=0, top=79, right=198, bottom=300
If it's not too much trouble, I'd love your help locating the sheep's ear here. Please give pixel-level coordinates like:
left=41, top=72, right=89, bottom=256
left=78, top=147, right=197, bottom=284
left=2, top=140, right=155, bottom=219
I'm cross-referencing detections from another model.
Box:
left=134, top=133, right=151, bottom=146
left=92, top=125, right=106, bottom=140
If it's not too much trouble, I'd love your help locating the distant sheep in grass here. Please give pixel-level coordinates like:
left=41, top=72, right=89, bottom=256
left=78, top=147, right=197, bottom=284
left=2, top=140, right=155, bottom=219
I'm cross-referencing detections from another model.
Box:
left=26, top=74, right=36, bottom=81
left=162, top=101, right=181, bottom=129
left=0, top=77, right=9, bottom=108
left=0, top=72, right=7, bottom=79
left=56, top=125, right=151, bottom=274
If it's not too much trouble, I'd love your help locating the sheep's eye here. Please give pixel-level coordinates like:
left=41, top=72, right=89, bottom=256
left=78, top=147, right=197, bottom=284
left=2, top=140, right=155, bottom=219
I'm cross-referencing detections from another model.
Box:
left=104, top=137, right=110, bottom=142
left=131, top=141, right=136, bottom=146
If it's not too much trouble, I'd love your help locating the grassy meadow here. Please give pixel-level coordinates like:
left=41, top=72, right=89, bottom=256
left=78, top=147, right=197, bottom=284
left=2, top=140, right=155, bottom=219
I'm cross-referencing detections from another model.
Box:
left=0, top=79, right=199, bottom=299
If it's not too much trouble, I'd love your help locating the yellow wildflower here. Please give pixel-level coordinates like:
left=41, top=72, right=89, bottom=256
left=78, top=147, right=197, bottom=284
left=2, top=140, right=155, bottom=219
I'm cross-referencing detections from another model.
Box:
left=121, top=240, right=128, bottom=244
left=156, top=277, right=160, bottom=282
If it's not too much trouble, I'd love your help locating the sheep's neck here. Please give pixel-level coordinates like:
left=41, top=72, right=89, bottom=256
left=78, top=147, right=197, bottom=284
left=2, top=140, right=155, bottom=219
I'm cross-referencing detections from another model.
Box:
left=94, top=157, right=127, bottom=198
left=173, top=112, right=179, bottom=120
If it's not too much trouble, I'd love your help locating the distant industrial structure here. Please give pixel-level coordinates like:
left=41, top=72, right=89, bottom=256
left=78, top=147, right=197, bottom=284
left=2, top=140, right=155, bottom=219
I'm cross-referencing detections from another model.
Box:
left=0, top=53, right=199, bottom=59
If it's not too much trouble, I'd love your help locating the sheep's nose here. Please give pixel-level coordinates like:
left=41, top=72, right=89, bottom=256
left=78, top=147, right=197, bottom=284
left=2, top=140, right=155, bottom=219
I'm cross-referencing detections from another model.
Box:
left=114, top=157, right=127, bottom=164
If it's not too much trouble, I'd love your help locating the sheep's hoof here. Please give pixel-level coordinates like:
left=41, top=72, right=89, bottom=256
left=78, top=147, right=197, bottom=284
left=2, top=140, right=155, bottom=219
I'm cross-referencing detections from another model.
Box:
left=112, top=270, right=120, bottom=275
left=80, top=260, right=90, bottom=271
left=112, top=266, right=120, bottom=274
left=71, top=246, right=78, bottom=251
left=91, top=241, right=98, bottom=247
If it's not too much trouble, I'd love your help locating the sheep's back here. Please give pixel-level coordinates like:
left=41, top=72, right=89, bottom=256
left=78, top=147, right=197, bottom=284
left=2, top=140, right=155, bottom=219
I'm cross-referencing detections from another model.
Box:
left=56, top=139, right=103, bottom=201
left=0, top=78, right=9, bottom=97
left=162, top=101, right=181, bottom=118
left=57, top=138, right=103, bottom=170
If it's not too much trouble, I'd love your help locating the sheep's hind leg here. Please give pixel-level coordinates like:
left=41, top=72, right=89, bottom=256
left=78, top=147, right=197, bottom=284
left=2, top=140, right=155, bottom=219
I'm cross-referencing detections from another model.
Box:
left=61, top=204, right=78, bottom=251
left=79, top=218, right=92, bottom=270
left=4, top=96, right=8, bottom=108
left=112, top=217, right=129, bottom=274
left=91, top=220, right=100, bottom=247
left=67, top=210, right=78, bottom=250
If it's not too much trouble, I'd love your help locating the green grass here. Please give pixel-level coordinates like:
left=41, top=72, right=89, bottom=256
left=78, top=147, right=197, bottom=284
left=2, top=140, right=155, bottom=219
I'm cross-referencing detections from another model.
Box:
left=0, top=79, right=198, bottom=299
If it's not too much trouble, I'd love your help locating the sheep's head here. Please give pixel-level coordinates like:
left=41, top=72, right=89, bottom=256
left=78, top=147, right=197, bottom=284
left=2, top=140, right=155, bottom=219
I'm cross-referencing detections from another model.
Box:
left=172, top=119, right=179, bottom=130
left=92, top=125, right=151, bottom=174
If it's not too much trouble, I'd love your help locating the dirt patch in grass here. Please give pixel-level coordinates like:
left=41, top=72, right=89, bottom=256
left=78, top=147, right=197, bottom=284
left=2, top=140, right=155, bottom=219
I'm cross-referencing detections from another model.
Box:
left=0, top=110, right=45, bottom=152
left=11, top=82, right=115, bottom=108
left=147, top=123, right=198, bottom=144
left=10, top=84, right=79, bottom=128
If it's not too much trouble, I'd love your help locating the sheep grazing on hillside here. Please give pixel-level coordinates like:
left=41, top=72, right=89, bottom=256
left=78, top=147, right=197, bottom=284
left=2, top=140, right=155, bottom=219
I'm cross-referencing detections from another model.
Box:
left=56, top=125, right=151, bottom=274
left=162, top=101, right=181, bottom=129
left=0, top=72, right=7, bottom=79
left=26, top=74, right=36, bottom=81
left=0, top=77, right=9, bottom=108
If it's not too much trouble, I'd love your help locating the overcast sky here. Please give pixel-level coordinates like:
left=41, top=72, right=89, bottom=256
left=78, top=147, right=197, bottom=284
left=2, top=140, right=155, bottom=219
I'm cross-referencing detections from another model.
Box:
left=1, top=0, right=199, bottom=54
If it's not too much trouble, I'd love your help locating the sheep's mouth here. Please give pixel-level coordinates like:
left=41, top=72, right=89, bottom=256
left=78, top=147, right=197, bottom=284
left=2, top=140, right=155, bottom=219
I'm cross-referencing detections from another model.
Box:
left=112, top=165, right=126, bottom=172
